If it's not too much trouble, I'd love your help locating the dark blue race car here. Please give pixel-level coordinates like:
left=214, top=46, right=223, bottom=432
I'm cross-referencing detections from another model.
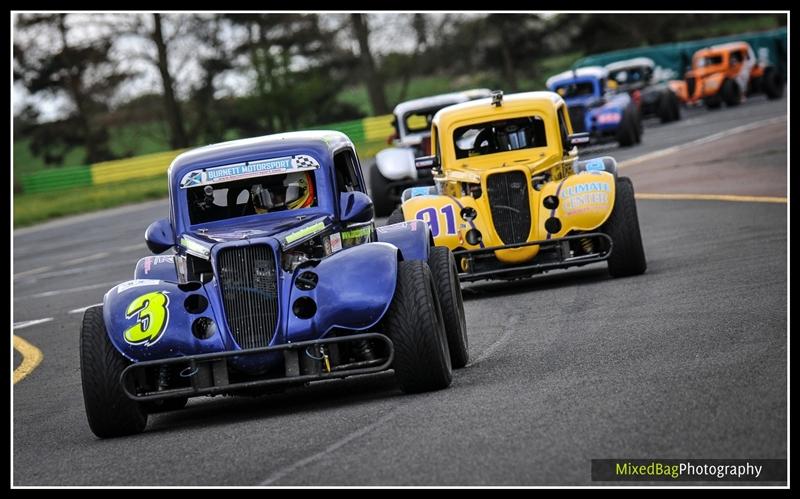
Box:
left=80, top=131, right=468, bottom=438
left=546, top=66, right=642, bottom=147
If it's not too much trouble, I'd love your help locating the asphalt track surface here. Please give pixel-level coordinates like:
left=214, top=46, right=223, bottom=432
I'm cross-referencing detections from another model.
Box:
left=13, top=96, right=787, bottom=485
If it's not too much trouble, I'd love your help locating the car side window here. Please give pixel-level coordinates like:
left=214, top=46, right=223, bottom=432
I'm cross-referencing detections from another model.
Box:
left=333, top=149, right=363, bottom=194
left=432, top=125, right=441, bottom=165
left=557, top=106, right=571, bottom=152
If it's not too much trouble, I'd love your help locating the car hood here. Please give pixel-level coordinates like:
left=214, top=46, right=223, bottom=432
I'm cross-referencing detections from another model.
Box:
left=185, top=214, right=332, bottom=245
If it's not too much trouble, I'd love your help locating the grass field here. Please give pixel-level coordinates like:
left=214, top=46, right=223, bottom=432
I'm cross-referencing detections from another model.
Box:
left=13, top=175, right=169, bottom=228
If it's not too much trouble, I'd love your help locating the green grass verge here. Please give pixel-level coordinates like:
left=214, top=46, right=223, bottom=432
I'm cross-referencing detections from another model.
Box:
left=14, top=175, right=169, bottom=228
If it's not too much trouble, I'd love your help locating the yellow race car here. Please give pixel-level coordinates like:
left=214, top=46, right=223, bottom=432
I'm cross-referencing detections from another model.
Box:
left=386, top=90, right=646, bottom=282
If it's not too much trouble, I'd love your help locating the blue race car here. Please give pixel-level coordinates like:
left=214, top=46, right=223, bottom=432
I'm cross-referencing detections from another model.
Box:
left=546, top=66, right=642, bottom=147
left=80, top=131, right=468, bottom=438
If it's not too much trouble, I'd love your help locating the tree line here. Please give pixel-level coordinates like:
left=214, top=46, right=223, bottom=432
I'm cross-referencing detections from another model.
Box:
left=13, top=13, right=785, bottom=167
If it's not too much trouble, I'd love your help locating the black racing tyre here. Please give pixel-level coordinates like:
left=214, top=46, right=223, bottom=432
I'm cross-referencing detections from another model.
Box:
left=602, top=177, right=647, bottom=278
left=427, top=246, right=469, bottom=369
left=369, top=161, right=398, bottom=217
left=616, top=109, right=637, bottom=147
left=721, top=79, right=741, bottom=107
left=386, top=207, right=405, bottom=226
left=763, top=67, right=784, bottom=100
left=80, top=306, right=148, bottom=438
left=705, top=93, right=722, bottom=109
left=143, top=397, right=188, bottom=413
left=385, top=260, right=452, bottom=393
left=634, top=109, right=643, bottom=144
left=657, top=93, right=673, bottom=123
left=670, top=91, right=682, bottom=121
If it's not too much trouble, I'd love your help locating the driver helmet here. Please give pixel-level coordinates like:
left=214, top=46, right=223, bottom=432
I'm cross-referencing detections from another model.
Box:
left=495, top=123, right=530, bottom=151
left=251, top=171, right=315, bottom=214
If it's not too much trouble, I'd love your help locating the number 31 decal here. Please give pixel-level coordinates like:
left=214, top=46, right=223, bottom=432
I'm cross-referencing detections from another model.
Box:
left=415, top=205, right=456, bottom=238
left=124, top=291, right=169, bottom=346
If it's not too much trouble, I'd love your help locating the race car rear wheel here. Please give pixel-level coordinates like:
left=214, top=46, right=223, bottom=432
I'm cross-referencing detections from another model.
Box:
left=80, top=305, right=148, bottom=438
left=616, top=109, right=638, bottom=147
left=428, top=246, right=469, bottom=369
left=658, top=91, right=681, bottom=123
left=386, top=207, right=405, bottom=226
left=763, top=67, right=784, bottom=100
left=385, top=260, right=453, bottom=393
left=721, top=79, right=741, bottom=107
left=369, top=161, right=399, bottom=217
left=602, top=177, right=647, bottom=277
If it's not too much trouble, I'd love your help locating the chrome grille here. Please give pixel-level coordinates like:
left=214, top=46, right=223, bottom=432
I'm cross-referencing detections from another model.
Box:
left=486, top=171, right=531, bottom=245
left=567, top=105, right=587, bottom=133
left=686, top=77, right=696, bottom=97
left=217, top=245, right=279, bottom=349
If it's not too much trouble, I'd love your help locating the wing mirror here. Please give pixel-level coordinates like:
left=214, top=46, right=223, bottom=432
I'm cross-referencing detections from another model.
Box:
left=145, top=218, right=175, bottom=254
left=339, top=191, right=374, bottom=225
left=568, top=133, right=591, bottom=148
left=415, top=155, right=439, bottom=170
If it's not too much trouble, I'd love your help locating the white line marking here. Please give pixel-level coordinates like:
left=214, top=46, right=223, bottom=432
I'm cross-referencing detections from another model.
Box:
left=13, top=318, right=54, bottom=330
left=618, top=115, right=787, bottom=169
left=68, top=303, right=103, bottom=315
left=116, top=243, right=147, bottom=253
left=17, top=281, right=118, bottom=300
left=259, top=409, right=399, bottom=485
left=61, top=252, right=110, bottom=266
left=13, top=266, right=53, bottom=279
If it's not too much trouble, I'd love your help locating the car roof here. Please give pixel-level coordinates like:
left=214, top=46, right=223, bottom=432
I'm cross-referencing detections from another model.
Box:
left=432, top=91, right=564, bottom=129
left=168, top=130, right=352, bottom=181
left=695, top=41, right=752, bottom=55
left=546, top=66, right=607, bottom=88
left=393, top=89, right=493, bottom=116
left=605, top=57, right=655, bottom=72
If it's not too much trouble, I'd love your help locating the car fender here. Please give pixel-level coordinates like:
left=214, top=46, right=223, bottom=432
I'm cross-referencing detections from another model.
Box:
left=133, top=255, right=179, bottom=281
left=375, top=147, right=417, bottom=181
left=102, top=279, right=226, bottom=362
left=540, top=171, right=616, bottom=237
left=285, top=242, right=399, bottom=342
left=398, top=194, right=468, bottom=251
left=574, top=156, right=617, bottom=177
left=376, top=218, right=431, bottom=262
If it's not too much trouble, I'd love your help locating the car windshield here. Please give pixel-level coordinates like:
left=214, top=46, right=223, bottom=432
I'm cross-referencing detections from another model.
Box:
left=186, top=170, right=317, bottom=225
left=553, top=81, right=595, bottom=99
left=402, top=107, right=442, bottom=135
left=453, top=116, right=547, bottom=159
left=697, top=55, right=723, bottom=68
left=609, top=67, right=648, bottom=85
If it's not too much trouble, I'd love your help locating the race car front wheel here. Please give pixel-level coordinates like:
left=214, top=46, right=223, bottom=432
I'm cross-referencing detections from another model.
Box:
left=721, top=79, right=741, bottom=107
left=80, top=305, right=148, bottom=438
left=385, top=260, right=453, bottom=393
left=602, top=177, right=647, bottom=277
left=386, top=207, right=405, bottom=226
left=428, top=246, right=469, bottom=369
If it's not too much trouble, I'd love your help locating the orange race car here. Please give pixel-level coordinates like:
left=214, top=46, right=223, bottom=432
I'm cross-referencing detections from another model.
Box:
left=669, top=41, right=784, bottom=109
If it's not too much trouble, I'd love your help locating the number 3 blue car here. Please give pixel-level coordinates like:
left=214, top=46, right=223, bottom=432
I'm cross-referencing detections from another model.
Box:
left=79, top=131, right=469, bottom=438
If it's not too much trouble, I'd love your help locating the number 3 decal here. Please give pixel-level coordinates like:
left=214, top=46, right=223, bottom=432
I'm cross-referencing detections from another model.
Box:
left=124, top=291, right=169, bottom=346
left=415, top=205, right=456, bottom=238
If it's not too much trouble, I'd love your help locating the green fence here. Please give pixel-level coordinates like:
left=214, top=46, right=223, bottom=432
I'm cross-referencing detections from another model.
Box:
left=574, top=27, right=787, bottom=82
left=16, top=114, right=394, bottom=194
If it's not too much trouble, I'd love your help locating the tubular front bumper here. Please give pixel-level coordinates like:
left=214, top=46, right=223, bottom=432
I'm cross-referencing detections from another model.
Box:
left=120, top=333, right=394, bottom=402
left=453, top=232, right=612, bottom=282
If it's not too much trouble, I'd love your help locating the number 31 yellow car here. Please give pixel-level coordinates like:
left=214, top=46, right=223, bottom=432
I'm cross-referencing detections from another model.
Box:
left=386, top=90, right=647, bottom=282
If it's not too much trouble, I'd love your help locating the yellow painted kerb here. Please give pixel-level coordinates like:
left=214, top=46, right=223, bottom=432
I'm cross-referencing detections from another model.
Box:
left=636, top=193, right=787, bottom=204
left=13, top=335, right=43, bottom=384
